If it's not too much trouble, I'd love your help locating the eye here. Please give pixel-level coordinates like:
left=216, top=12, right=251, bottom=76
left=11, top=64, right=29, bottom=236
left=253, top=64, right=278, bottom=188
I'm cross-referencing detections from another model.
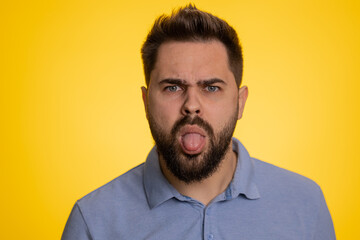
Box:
left=165, top=85, right=181, bottom=92
left=205, top=86, right=219, bottom=92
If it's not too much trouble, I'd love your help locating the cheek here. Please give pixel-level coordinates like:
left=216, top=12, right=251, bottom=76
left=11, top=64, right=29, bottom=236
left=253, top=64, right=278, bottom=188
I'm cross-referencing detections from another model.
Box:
left=204, top=100, right=238, bottom=127
left=148, top=98, right=180, bottom=124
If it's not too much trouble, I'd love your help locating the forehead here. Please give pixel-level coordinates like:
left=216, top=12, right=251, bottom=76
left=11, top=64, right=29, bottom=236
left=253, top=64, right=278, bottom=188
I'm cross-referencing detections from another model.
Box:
left=150, top=40, right=235, bottom=85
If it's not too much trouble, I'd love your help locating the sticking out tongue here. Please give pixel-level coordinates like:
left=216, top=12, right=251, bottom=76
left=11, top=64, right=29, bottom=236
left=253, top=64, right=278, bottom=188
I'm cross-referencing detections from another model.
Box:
left=181, top=133, right=205, bottom=153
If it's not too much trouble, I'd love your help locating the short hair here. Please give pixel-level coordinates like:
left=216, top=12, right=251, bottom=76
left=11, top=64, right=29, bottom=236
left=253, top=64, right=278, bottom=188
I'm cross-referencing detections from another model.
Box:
left=141, top=4, right=243, bottom=87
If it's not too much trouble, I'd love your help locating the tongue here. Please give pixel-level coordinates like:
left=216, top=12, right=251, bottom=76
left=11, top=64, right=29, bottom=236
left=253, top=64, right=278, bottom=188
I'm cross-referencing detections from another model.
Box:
left=182, top=133, right=204, bottom=151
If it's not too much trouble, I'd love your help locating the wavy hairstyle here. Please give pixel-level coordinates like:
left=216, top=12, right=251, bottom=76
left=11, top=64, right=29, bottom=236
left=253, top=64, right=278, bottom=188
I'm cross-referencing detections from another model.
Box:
left=141, top=4, right=243, bottom=87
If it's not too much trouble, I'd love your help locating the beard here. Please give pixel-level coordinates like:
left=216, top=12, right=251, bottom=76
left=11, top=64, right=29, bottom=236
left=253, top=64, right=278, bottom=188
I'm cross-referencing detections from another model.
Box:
left=147, top=110, right=238, bottom=184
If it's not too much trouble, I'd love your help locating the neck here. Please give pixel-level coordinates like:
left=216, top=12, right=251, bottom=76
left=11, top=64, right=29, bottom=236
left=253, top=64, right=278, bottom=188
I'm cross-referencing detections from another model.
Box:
left=159, top=142, right=237, bottom=206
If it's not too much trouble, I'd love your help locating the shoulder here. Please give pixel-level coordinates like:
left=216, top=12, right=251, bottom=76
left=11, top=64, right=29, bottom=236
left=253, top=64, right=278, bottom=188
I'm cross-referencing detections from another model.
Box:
left=252, top=158, right=323, bottom=204
left=250, top=158, right=335, bottom=238
left=63, top=163, right=150, bottom=239
left=76, top=163, right=146, bottom=210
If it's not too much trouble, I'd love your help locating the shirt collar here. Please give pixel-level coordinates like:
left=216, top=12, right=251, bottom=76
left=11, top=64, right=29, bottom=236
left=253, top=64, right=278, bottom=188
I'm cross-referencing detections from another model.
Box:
left=143, top=137, right=260, bottom=209
left=228, top=138, right=261, bottom=200
left=143, top=147, right=180, bottom=209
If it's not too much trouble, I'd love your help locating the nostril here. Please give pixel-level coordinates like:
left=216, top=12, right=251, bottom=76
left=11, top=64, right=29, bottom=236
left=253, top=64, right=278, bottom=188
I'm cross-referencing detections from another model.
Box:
left=183, top=108, right=200, bottom=115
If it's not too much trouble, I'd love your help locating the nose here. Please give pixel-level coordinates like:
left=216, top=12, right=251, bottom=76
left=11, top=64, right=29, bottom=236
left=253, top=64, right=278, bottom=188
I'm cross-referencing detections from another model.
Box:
left=181, top=88, right=201, bottom=116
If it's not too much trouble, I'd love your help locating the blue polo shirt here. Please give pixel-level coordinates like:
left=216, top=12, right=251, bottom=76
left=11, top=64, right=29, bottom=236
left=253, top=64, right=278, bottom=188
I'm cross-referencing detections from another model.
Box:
left=62, top=138, right=335, bottom=240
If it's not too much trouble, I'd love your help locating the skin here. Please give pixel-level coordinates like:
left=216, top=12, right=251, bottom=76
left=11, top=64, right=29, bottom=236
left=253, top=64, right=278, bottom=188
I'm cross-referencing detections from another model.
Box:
left=142, top=40, right=248, bottom=205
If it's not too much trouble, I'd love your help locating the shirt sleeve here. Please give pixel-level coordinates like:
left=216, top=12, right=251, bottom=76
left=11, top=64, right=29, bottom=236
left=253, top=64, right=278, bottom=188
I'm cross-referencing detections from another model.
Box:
left=61, top=202, right=93, bottom=240
left=313, top=188, right=336, bottom=240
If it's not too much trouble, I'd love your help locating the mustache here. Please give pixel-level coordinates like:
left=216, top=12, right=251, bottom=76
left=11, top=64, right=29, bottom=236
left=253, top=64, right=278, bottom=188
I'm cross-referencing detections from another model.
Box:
left=171, top=115, right=214, bottom=137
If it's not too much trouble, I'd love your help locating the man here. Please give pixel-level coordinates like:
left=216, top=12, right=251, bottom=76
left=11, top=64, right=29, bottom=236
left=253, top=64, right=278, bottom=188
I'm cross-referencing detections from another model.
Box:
left=62, top=5, right=335, bottom=239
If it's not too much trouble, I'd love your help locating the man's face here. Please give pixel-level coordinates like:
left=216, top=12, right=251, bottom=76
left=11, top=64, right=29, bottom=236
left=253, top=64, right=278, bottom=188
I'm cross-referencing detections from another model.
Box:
left=142, top=40, right=248, bottom=183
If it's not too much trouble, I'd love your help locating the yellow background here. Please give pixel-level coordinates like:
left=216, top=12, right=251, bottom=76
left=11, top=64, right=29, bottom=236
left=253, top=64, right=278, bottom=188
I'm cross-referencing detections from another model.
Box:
left=1, top=0, right=359, bottom=239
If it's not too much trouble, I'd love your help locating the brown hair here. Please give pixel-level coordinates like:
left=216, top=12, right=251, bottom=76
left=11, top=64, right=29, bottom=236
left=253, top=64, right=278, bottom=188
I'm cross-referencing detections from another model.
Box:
left=141, top=4, right=243, bottom=87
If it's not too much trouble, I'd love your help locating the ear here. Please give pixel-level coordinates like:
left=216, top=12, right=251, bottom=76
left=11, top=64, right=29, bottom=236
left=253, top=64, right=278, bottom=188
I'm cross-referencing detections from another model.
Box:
left=141, top=86, right=149, bottom=119
left=237, top=86, right=248, bottom=120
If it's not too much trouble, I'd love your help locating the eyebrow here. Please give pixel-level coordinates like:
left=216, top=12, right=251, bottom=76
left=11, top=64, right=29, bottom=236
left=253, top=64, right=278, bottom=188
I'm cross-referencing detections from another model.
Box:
left=159, top=78, right=226, bottom=85
left=198, top=78, right=226, bottom=85
left=159, top=78, right=185, bottom=85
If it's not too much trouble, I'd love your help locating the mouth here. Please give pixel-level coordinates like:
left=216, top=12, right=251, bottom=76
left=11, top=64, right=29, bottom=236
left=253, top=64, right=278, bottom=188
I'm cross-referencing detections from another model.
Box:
left=178, top=125, right=206, bottom=155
